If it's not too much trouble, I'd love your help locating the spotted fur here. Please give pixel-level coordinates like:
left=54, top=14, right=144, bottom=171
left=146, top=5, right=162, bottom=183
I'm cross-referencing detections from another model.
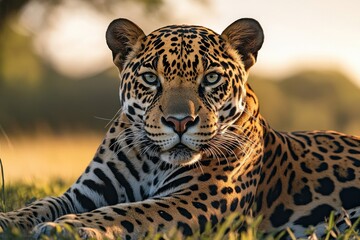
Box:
left=0, top=18, right=359, bottom=239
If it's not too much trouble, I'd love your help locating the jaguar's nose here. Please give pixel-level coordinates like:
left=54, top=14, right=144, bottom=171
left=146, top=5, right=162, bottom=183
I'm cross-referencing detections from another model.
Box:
left=161, top=116, right=199, bottom=135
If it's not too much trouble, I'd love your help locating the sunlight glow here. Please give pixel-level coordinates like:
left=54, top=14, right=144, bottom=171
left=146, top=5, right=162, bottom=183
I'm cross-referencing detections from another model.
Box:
left=19, top=0, right=360, bottom=86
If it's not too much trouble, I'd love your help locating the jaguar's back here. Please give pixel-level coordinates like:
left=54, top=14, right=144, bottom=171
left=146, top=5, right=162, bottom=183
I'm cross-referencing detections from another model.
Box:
left=257, top=129, right=360, bottom=235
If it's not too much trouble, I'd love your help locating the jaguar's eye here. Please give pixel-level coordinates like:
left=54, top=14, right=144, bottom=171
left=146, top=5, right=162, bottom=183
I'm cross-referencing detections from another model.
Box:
left=203, top=72, right=221, bottom=86
left=142, top=72, right=159, bottom=86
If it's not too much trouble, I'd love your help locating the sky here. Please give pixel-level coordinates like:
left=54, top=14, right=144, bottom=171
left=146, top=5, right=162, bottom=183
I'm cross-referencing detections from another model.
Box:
left=18, top=0, right=360, bottom=86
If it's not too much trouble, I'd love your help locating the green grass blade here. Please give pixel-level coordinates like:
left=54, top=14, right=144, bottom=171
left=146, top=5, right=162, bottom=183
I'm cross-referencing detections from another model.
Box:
left=0, top=158, right=5, bottom=212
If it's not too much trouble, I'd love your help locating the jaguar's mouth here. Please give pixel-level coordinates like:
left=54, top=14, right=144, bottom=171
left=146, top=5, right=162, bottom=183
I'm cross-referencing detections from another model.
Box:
left=172, top=143, right=188, bottom=150
left=159, top=143, right=202, bottom=166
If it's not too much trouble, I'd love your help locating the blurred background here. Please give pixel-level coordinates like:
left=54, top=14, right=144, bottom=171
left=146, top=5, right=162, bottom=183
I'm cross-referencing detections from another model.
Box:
left=0, top=0, right=359, bottom=182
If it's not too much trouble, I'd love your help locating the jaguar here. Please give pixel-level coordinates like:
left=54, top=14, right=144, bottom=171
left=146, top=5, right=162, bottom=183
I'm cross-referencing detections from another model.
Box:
left=1, top=18, right=360, bottom=239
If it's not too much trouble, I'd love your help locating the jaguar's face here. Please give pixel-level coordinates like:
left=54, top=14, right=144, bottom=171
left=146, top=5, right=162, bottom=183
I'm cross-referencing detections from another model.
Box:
left=106, top=19, right=264, bottom=165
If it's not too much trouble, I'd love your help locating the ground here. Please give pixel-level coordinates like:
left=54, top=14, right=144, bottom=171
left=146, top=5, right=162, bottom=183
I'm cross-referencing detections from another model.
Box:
left=0, top=133, right=359, bottom=239
left=0, top=179, right=359, bottom=239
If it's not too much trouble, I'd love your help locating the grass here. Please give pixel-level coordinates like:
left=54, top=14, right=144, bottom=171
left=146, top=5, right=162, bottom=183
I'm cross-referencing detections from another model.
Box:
left=0, top=178, right=271, bottom=240
left=0, top=177, right=359, bottom=239
left=0, top=133, right=360, bottom=239
left=0, top=131, right=101, bottom=182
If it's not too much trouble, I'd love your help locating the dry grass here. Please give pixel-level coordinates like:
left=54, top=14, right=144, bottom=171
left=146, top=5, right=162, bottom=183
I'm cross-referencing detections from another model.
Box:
left=0, top=131, right=103, bottom=183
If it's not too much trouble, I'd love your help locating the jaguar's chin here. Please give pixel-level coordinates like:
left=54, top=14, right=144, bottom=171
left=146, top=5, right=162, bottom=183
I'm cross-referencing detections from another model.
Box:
left=159, top=144, right=202, bottom=166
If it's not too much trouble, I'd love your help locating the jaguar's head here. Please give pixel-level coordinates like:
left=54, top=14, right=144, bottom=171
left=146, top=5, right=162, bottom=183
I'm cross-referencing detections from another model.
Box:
left=106, top=18, right=264, bottom=166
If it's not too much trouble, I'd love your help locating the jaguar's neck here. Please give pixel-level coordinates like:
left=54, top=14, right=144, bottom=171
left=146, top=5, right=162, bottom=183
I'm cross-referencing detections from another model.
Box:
left=232, top=83, right=270, bottom=150
left=217, top=83, right=271, bottom=176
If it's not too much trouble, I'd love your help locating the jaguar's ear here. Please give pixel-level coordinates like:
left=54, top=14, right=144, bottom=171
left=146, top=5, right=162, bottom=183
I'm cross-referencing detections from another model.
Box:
left=221, top=18, right=264, bottom=71
left=106, top=18, right=145, bottom=71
